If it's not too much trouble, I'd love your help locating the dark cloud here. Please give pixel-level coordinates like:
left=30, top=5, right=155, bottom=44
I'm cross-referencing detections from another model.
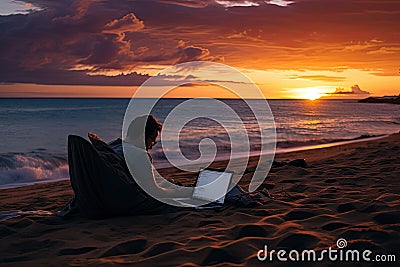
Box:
left=0, top=0, right=399, bottom=88
left=330, top=85, right=370, bottom=95
left=0, top=64, right=149, bottom=86
left=103, top=13, right=144, bottom=34
left=175, top=43, right=222, bottom=63
left=0, top=0, right=221, bottom=85
left=131, top=0, right=400, bottom=74
left=140, top=70, right=251, bottom=86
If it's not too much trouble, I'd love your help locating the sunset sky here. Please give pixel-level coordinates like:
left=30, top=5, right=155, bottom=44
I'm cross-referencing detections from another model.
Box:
left=0, top=0, right=399, bottom=99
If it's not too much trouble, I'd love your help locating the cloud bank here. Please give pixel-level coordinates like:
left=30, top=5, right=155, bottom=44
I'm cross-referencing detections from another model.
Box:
left=0, top=0, right=399, bottom=86
left=330, top=85, right=370, bottom=95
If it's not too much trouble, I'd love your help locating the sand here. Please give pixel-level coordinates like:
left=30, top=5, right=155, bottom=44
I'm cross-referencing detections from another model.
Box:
left=1, top=134, right=400, bottom=266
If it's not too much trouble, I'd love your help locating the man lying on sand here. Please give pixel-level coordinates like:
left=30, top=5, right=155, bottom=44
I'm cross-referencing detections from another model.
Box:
left=60, top=115, right=259, bottom=219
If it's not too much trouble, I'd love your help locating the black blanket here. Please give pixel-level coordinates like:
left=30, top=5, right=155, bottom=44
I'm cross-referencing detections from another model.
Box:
left=67, top=135, right=173, bottom=219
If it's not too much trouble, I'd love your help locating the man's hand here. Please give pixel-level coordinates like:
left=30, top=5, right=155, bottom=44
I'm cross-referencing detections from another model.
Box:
left=88, top=132, right=101, bottom=140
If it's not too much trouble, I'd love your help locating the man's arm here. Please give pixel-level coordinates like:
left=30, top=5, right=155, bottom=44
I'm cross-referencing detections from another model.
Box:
left=125, top=145, right=192, bottom=198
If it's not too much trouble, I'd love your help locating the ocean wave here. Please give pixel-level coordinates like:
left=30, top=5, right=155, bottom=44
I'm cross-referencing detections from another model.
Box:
left=0, top=153, right=68, bottom=186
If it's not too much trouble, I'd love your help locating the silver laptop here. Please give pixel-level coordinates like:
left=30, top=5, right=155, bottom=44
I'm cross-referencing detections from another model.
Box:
left=172, top=168, right=234, bottom=209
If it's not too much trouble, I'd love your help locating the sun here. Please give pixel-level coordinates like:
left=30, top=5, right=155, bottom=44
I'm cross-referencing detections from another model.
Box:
left=290, top=86, right=331, bottom=100
left=302, top=87, right=327, bottom=100
left=305, top=91, right=322, bottom=101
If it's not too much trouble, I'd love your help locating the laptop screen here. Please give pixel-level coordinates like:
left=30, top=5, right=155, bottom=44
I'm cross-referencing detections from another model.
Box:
left=192, top=169, right=233, bottom=204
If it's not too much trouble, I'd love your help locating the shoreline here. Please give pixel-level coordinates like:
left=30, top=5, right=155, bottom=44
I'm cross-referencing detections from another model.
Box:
left=1, top=133, right=399, bottom=266
left=1, top=132, right=399, bottom=207
left=1, top=133, right=391, bottom=190
left=153, top=133, right=391, bottom=170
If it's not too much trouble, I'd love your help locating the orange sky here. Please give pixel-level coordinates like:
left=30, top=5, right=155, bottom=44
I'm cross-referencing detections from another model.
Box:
left=0, top=0, right=399, bottom=99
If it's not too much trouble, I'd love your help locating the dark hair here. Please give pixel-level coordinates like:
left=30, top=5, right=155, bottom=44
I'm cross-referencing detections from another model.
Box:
left=126, top=114, right=162, bottom=140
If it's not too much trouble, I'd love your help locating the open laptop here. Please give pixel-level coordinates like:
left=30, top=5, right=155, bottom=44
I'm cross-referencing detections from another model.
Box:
left=172, top=168, right=234, bottom=209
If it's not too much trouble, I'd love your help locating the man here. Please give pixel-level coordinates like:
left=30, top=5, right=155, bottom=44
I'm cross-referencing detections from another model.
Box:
left=60, top=115, right=184, bottom=219
left=122, top=114, right=191, bottom=198
left=61, top=115, right=256, bottom=219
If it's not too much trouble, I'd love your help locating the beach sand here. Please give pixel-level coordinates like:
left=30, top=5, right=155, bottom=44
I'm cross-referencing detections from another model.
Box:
left=1, top=134, right=400, bottom=266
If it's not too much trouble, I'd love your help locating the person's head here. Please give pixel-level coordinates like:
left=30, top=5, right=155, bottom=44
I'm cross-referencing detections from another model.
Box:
left=126, top=114, right=162, bottom=150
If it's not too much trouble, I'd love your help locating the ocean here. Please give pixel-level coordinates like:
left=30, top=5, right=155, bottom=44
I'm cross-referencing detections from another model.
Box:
left=1, top=98, right=399, bottom=188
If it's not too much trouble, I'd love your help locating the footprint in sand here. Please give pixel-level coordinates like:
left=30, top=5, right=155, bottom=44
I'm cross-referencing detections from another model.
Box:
left=58, top=247, right=97, bottom=256
left=337, top=203, right=357, bottom=213
left=341, top=229, right=392, bottom=243
left=201, top=247, right=242, bottom=266
left=101, top=238, right=147, bottom=257
left=12, top=239, right=64, bottom=254
left=233, top=224, right=271, bottom=239
left=277, top=233, right=320, bottom=249
left=142, top=241, right=183, bottom=257
left=284, top=210, right=318, bottom=221
left=321, top=222, right=349, bottom=231
left=198, top=219, right=224, bottom=227
left=360, top=202, right=389, bottom=213
left=373, top=212, right=400, bottom=224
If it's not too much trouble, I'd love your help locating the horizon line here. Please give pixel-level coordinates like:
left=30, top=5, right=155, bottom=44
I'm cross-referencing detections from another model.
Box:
left=0, top=97, right=367, bottom=100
